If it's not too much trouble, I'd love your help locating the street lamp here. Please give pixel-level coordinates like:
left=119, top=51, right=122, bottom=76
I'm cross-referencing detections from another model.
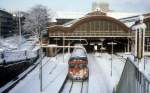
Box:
left=63, top=33, right=65, bottom=63
left=107, top=42, right=117, bottom=76
left=39, top=27, right=49, bottom=92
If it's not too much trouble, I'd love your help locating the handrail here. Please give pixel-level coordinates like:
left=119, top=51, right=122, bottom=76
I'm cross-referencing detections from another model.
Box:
left=116, top=57, right=150, bottom=93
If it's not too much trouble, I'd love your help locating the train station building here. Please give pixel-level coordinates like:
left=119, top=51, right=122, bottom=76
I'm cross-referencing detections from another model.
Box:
left=46, top=1, right=150, bottom=56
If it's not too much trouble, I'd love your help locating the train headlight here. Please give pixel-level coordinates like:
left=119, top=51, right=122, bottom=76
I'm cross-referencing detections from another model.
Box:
left=69, top=71, right=73, bottom=75
left=84, top=71, right=87, bottom=74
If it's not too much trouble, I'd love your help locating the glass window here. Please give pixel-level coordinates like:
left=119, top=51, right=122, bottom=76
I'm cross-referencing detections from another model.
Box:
left=69, top=64, right=75, bottom=68
left=79, top=64, right=86, bottom=68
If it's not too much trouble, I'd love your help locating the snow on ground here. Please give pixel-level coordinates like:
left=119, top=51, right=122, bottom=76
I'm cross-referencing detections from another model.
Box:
left=145, top=57, right=150, bottom=76
left=0, top=36, right=25, bottom=50
left=70, top=82, right=83, bottom=93
left=0, top=57, right=41, bottom=93
left=88, top=53, right=125, bottom=93
left=82, top=81, right=88, bottom=93
left=9, top=53, right=70, bottom=93
left=7, top=53, right=125, bottom=93
left=61, top=80, right=72, bottom=93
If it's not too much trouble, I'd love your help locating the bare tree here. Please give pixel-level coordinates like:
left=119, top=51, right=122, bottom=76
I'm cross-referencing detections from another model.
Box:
left=23, top=5, right=54, bottom=36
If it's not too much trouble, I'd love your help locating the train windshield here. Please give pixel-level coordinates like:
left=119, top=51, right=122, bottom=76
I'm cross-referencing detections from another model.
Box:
left=69, top=64, right=75, bottom=68
left=79, top=64, right=86, bottom=68
left=69, top=64, right=86, bottom=68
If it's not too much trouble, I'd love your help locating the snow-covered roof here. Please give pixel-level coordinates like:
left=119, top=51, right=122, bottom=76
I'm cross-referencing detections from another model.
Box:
left=56, top=11, right=86, bottom=19
left=56, top=11, right=142, bottom=20
left=124, top=22, right=135, bottom=28
left=107, top=12, right=142, bottom=19
left=55, top=11, right=143, bottom=28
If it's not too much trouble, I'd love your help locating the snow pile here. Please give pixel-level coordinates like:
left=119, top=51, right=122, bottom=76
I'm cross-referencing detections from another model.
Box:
left=3, top=47, right=39, bottom=63
left=0, top=36, right=40, bottom=63
left=4, top=50, right=26, bottom=62
left=26, top=48, right=39, bottom=59
left=141, top=57, right=150, bottom=78
left=0, top=36, right=26, bottom=50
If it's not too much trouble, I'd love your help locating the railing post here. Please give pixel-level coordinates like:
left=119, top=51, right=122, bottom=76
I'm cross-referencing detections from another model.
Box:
left=63, top=33, right=65, bottom=63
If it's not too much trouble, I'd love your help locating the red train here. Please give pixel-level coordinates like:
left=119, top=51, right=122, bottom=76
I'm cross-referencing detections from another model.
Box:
left=68, top=47, right=89, bottom=80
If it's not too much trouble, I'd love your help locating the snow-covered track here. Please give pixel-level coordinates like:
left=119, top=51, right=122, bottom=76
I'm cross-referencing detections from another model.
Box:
left=0, top=57, right=41, bottom=93
left=0, top=56, right=54, bottom=93
left=59, top=77, right=88, bottom=93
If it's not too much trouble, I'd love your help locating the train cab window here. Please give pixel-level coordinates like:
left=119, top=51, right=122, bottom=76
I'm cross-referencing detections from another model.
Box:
left=79, top=64, right=86, bottom=68
left=69, top=64, right=75, bottom=68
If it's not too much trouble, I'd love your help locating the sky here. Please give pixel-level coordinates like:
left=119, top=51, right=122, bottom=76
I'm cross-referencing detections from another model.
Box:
left=0, top=0, right=150, bottom=13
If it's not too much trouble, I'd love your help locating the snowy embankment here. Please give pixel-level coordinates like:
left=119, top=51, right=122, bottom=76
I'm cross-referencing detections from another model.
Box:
left=144, top=57, right=150, bottom=76
left=0, top=36, right=39, bottom=63
left=4, top=46, right=39, bottom=63
left=0, top=57, right=41, bottom=93
left=88, top=53, right=125, bottom=93
left=0, top=36, right=26, bottom=50
left=9, top=53, right=70, bottom=93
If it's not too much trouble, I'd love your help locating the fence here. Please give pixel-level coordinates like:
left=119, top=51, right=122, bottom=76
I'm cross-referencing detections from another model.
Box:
left=116, top=57, right=150, bottom=93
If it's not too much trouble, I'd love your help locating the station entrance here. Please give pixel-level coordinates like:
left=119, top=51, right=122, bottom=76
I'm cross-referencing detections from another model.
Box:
left=49, top=36, right=131, bottom=53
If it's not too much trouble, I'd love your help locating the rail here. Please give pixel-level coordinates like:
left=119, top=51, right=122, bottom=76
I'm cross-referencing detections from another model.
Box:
left=0, top=57, right=41, bottom=93
left=59, top=76, right=88, bottom=93
left=115, top=57, right=150, bottom=93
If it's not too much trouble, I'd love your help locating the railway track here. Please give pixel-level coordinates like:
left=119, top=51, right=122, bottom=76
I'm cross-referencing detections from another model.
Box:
left=0, top=57, right=42, bottom=93
left=0, top=56, right=54, bottom=93
left=59, top=77, right=88, bottom=93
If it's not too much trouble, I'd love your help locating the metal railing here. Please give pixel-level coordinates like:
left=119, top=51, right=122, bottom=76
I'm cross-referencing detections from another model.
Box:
left=116, top=58, right=150, bottom=93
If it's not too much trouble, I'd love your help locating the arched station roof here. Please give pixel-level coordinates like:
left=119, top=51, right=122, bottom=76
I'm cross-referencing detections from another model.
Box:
left=48, top=11, right=132, bottom=37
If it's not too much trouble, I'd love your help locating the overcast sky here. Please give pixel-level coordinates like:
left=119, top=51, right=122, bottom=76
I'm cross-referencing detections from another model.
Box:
left=0, top=0, right=150, bottom=13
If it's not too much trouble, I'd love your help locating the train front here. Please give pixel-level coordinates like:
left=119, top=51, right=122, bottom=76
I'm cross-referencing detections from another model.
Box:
left=68, top=57, right=88, bottom=81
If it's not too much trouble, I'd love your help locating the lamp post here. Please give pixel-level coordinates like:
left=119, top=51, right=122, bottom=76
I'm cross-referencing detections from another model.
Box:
left=0, top=17, right=1, bottom=37
left=54, top=38, right=60, bottom=59
left=17, top=11, right=22, bottom=48
left=146, top=38, right=150, bottom=52
left=107, top=42, right=117, bottom=76
left=39, top=27, right=49, bottom=92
